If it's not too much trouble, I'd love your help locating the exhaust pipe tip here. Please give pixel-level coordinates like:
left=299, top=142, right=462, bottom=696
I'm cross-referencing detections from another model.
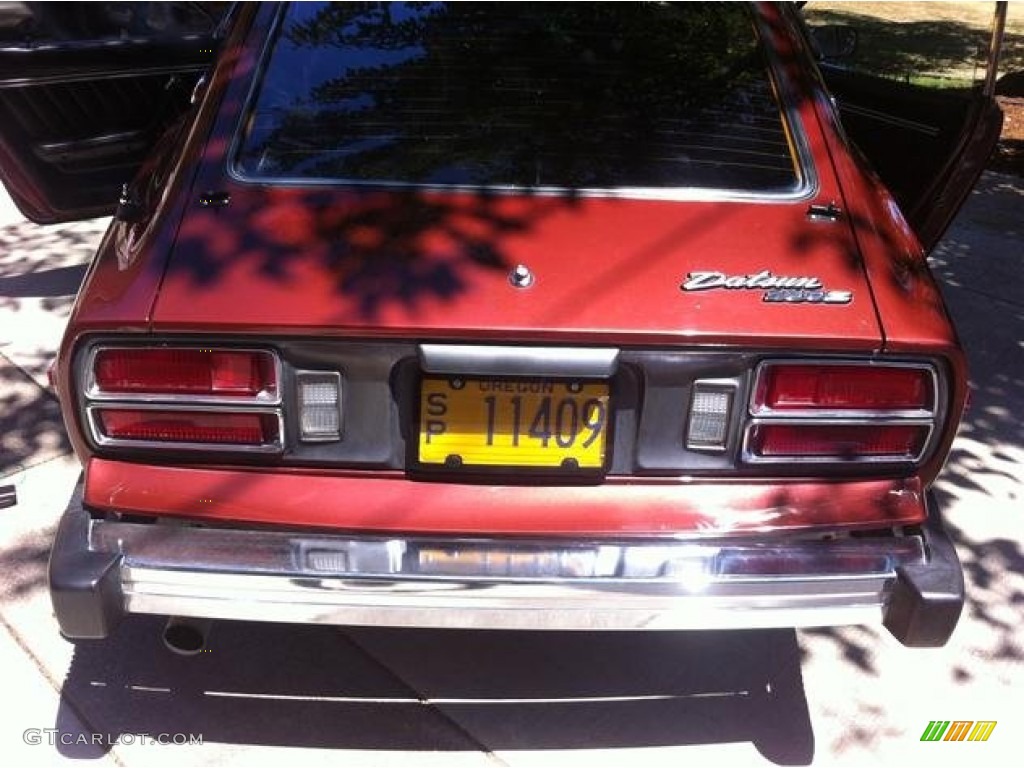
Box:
left=162, top=616, right=211, bottom=656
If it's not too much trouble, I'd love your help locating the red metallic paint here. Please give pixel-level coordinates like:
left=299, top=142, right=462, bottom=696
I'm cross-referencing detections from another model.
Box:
left=85, top=458, right=926, bottom=536
left=767, top=5, right=968, bottom=485
left=50, top=3, right=966, bottom=537
left=152, top=189, right=884, bottom=347
left=803, top=63, right=969, bottom=485
left=148, top=3, right=883, bottom=350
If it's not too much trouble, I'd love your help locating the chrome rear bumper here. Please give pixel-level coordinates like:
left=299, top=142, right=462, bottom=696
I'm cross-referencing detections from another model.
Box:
left=48, top=484, right=964, bottom=646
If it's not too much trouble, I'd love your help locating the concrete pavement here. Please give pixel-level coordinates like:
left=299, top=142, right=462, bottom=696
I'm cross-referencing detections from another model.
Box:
left=0, top=176, right=1021, bottom=766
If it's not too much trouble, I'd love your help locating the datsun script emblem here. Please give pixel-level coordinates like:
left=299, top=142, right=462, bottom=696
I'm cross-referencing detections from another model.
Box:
left=680, top=270, right=852, bottom=304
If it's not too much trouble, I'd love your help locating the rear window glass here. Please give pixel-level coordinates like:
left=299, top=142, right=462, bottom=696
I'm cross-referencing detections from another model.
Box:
left=235, top=2, right=803, bottom=194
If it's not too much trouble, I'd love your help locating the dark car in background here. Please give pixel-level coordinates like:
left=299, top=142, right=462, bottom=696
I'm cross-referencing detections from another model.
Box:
left=0, top=2, right=1006, bottom=652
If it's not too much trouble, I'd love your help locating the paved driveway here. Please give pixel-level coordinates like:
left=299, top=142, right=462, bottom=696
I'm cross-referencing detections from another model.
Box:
left=0, top=176, right=1020, bottom=767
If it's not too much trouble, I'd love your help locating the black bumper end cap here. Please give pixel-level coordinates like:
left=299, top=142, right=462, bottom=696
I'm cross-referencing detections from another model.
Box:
left=48, top=484, right=124, bottom=640
left=883, top=563, right=964, bottom=647
left=883, top=498, right=964, bottom=648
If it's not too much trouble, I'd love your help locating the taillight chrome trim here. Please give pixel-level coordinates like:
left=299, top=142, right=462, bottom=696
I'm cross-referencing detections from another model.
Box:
left=86, top=404, right=285, bottom=454
left=740, top=418, right=935, bottom=465
left=743, top=359, right=944, bottom=466
left=83, top=345, right=283, bottom=405
left=749, top=360, right=938, bottom=420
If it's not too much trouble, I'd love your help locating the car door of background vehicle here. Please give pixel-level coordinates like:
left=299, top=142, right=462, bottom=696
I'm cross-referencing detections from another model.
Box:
left=0, top=2, right=228, bottom=224
left=799, top=2, right=1007, bottom=253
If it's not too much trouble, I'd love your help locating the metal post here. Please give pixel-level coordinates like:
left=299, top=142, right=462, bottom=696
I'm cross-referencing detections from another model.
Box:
left=983, top=1, right=1008, bottom=97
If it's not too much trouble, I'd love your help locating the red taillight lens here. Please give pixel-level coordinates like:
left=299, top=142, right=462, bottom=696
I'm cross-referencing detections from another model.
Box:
left=749, top=424, right=928, bottom=459
left=756, top=365, right=931, bottom=412
left=97, top=409, right=279, bottom=445
left=93, top=349, right=276, bottom=398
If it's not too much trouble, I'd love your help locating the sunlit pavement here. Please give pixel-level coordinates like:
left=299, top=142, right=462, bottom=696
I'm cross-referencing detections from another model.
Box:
left=0, top=177, right=1020, bottom=767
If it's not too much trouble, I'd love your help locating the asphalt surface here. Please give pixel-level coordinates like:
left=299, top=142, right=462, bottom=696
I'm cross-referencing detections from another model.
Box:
left=0, top=176, right=1021, bottom=767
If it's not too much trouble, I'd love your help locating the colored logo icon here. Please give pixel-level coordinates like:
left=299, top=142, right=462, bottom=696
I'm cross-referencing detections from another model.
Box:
left=920, top=721, right=997, bottom=742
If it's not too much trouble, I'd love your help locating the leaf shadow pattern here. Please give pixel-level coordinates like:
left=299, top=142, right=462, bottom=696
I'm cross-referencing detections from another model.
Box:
left=172, top=187, right=532, bottom=322
left=793, top=173, right=1024, bottom=754
left=168, top=2, right=805, bottom=325
left=0, top=217, right=101, bottom=475
left=0, top=353, right=71, bottom=476
left=0, top=218, right=106, bottom=285
left=0, top=530, right=53, bottom=601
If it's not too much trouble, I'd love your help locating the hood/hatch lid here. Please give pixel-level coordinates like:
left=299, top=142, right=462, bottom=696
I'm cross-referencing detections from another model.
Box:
left=151, top=186, right=882, bottom=350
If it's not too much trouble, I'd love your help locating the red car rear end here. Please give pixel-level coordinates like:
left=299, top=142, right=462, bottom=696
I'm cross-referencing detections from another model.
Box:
left=10, top=2, right=989, bottom=649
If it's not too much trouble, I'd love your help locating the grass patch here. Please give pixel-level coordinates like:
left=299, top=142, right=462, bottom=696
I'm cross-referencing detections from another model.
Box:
left=804, top=1, right=1024, bottom=85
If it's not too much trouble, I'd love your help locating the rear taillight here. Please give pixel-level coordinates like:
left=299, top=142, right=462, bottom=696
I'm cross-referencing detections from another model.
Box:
left=92, top=348, right=277, bottom=400
left=748, top=424, right=929, bottom=460
left=754, top=364, right=930, bottom=413
left=744, top=361, right=938, bottom=464
left=96, top=409, right=279, bottom=445
left=84, top=345, right=283, bottom=453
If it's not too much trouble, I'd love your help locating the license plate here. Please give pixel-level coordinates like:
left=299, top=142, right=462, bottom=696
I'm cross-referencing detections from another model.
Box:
left=418, top=377, right=610, bottom=469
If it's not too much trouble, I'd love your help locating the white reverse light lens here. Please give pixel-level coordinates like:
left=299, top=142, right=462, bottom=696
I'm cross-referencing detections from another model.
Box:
left=686, top=385, right=734, bottom=450
left=297, top=372, right=342, bottom=441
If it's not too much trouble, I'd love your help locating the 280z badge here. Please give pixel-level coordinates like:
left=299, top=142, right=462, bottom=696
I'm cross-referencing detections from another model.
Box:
left=680, top=270, right=852, bottom=305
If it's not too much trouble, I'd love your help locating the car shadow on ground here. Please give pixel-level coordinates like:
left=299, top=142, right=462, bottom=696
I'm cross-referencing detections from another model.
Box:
left=57, top=617, right=814, bottom=764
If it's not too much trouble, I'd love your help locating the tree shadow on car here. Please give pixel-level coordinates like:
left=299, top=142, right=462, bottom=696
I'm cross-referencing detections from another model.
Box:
left=56, top=617, right=814, bottom=764
left=789, top=172, right=1024, bottom=704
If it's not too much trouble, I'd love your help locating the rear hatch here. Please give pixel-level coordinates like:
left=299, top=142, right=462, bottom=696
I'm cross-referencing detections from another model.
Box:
left=152, top=187, right=881, bottom=350
left=151, top=2, right=880, bottom=349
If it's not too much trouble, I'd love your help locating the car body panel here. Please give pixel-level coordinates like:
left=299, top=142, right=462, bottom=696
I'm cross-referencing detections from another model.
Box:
left=146, top=3, right=882, bottom=347
left=150, top=186, right=884, bottom=347
left=84, top=457, right=927, bottom=536
left=806, top=83, right=970, bottom=486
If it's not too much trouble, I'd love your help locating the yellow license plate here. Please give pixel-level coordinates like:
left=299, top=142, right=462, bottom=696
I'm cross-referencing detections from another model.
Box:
left=418, top=377, right=610, bottom=469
